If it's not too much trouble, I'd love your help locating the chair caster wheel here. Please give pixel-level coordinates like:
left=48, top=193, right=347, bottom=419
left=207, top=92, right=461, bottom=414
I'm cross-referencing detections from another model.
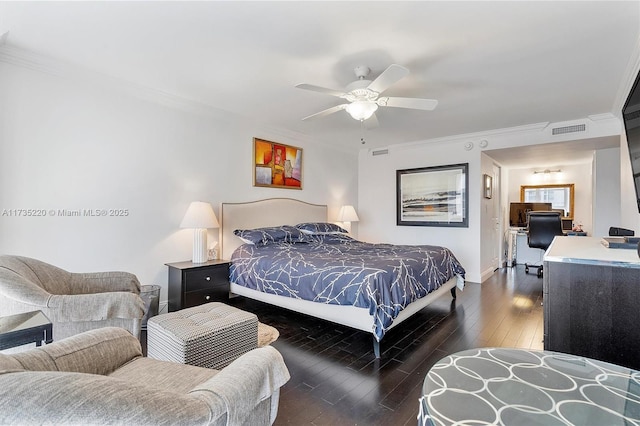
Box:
left=525, top=266, right=529, bottom=274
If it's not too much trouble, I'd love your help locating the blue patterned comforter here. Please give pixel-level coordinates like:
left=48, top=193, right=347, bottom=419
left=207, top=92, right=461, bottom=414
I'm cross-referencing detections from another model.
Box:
left=230, top=233, right=466, bottom=341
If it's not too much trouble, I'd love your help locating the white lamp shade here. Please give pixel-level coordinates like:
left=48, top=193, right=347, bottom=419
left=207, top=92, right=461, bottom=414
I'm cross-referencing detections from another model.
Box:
left=338, top=205, right=360, bottom=222
left=180, top=201, right=219, bottom=229
left=345, top=101, right=378, bottom=121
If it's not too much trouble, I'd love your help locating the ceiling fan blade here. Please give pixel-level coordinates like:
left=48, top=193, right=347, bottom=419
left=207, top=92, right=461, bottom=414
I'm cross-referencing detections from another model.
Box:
left=301, top=104, right=348, bottom=120
left=378, top=97, right=438, bottom=111
left=295, top=83, right=346, bottom=98
left=367, top=64, right=409, bottom=94
left=364, top=113, right=379, bottom=129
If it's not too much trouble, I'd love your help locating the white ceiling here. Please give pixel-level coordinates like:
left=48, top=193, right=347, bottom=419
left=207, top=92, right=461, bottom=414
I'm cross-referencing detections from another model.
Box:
left=1, top=1, right=638, bottom=165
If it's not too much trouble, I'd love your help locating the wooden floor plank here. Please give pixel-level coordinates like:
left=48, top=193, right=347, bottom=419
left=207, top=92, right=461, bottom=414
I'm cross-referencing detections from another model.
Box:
left=215, top=265, right=544, bottom=425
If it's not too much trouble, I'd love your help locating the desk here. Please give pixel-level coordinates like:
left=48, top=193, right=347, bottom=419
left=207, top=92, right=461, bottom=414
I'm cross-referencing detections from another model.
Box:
left=544, top=236, right=640, bottom=370
left=507, top=229, right=544, bottom=267
left=419, top=348, right=640, bottom=425
left=507, top=229, right=587, bottom=267
left=0, top=311, right=53, bottom=350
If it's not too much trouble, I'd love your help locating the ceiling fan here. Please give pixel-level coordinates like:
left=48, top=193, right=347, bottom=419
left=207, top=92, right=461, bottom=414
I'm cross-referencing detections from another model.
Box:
left=295, top=64, right=438, bottom=125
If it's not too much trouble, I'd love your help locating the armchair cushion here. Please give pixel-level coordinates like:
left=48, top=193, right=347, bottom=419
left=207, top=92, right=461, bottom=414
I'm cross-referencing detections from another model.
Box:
left=1, top=371, right=218, bottom=425
left=0, top=327, right=290, bottom=426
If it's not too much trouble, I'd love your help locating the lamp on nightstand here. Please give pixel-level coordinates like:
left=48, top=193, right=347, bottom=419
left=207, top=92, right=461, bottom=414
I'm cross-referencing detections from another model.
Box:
left=180, top=201, right=219, bottom=263
left=338, top=205, right=359, bottom=234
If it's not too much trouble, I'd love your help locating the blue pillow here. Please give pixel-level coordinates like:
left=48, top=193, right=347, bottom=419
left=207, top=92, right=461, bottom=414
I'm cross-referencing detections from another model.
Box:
left=234, top=225, right=311, bottom=246
left=296, top=222, right=347, bottom=234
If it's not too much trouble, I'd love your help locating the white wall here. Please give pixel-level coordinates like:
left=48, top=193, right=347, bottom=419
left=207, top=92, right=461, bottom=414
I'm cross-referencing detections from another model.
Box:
left=358, top=116, right=623, bottom=283
left=480, top=153, right=500, bottom=280
left=593, top=147, right=621, bottom=237
left=358, top=140, right=481, bottom=283
left=0, top=61, right=359, bottom=303
left=506, top=163, right=593, bottom=234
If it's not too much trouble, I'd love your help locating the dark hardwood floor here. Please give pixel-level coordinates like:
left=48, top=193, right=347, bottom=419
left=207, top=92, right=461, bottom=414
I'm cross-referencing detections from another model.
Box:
left=224, top=265, right=544, bottom=425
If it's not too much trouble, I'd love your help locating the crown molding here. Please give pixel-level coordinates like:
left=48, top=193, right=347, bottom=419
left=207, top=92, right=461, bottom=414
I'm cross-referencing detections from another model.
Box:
left=587, top=113, right=617, bottom=122
left=613, top=36, right=640, bottom=116
left=0, top=43, right=246, bottom=123
left=0, top=42, right=329, bottom=151
left=393, top=122, right=551, bottom=152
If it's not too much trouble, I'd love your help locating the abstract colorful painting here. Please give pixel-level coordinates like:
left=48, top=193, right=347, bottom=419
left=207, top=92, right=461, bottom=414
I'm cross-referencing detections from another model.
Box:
left=253, top=138, right=302, bottom=189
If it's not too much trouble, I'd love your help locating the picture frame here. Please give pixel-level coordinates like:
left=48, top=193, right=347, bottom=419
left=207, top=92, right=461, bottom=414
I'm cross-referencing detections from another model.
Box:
left=484, top=173, right=493, bottom=199
left=253, top=137, right=303, bottom=190
left=396, top=163, right=468, bottom=227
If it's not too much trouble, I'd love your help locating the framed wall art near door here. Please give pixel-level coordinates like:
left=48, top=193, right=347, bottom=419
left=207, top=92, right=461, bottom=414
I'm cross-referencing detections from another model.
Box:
left=253, top=138, right=303, bottom=189
left=396, top=163, right=468, bottom=227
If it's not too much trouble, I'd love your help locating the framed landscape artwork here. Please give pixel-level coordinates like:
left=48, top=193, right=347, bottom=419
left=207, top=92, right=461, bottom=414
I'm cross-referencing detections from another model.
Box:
left=396, top=163, right=469, bottom=227
left=253, top=138, right=303, bottom=190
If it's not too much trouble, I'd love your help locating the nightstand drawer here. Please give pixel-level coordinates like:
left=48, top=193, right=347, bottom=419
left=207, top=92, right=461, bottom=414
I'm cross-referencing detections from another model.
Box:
left=184, top=288, right=229, bottom=307
left=184, top=268, right=226, bottom=292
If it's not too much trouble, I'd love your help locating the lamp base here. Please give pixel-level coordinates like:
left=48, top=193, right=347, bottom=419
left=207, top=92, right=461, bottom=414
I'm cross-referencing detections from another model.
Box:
left=342, top=221, right=352, bottom=234
left=192, top=228, right=208, bottom=263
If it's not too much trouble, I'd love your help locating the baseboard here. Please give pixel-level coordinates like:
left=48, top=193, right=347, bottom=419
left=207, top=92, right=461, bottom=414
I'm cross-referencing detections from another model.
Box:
left=480, top=266, right=496, bottom=283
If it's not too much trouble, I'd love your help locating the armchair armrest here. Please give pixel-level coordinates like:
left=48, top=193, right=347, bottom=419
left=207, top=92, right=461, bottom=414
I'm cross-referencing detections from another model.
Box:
left=0, top=270, right=51, bottom=306
left=70, top=271, right=141, bottom=294
left=9, top=327, right=142, bottom=375
left=47, top=291, right=145, bottom=323
left=189, top=346, right=290, bottom=425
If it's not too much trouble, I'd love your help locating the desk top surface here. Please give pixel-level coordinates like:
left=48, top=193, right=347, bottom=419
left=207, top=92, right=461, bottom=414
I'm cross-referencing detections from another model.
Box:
left=545, top=236, right=640, bottom=267
left=419, top=347, right=640, bottom=425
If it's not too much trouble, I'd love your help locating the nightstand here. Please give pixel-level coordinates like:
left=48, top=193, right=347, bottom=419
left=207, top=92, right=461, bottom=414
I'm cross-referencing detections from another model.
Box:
left=166, top=260, right=230, bottom=312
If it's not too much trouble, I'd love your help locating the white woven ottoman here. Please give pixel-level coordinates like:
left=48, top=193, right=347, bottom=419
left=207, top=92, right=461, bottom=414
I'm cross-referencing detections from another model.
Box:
left=147, top=302, right=258, bottom=370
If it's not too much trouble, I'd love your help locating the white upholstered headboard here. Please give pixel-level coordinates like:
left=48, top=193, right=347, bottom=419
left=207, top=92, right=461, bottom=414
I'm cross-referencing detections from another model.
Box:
left=219, top=198, right=328, bottom=260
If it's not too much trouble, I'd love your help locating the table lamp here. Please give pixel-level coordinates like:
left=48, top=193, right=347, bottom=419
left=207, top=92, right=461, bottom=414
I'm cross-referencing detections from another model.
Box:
left=180, top=201, right=219, bottom=263
left=338, top=205, right=359, bottom=234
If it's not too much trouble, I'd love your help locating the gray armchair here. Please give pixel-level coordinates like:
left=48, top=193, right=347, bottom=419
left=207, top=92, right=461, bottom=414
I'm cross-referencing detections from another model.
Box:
left=0, top=255, right=145, bottom=340
left=0, top=327, right=290, bottom=425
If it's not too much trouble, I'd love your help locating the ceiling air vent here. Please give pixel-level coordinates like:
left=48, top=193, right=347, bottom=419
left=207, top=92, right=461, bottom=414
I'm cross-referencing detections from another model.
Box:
left=552, top=124, right=586, bottom=135
left=372, top=148, right=389, bottom=156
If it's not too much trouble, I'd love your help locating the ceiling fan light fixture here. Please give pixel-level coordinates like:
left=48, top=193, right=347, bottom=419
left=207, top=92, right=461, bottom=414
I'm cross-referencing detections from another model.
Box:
left=346, top=101, right=378, bottom=121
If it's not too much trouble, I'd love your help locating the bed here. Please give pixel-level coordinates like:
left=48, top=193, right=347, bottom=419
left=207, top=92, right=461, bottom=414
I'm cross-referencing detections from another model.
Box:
left=220, top=198, right=465, bottom=357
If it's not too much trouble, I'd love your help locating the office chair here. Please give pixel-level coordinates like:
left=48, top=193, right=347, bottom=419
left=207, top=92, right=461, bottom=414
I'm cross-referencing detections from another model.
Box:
left=524, top=211, right=564, bottom=278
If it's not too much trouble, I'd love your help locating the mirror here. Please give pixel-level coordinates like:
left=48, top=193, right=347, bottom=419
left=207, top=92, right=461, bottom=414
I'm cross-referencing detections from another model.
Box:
left=520, top=184, right=575, bottom=218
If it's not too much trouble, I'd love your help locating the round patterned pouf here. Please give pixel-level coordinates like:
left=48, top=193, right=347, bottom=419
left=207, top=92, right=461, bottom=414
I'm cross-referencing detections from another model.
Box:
left=419, top=347, right=640, bottom=426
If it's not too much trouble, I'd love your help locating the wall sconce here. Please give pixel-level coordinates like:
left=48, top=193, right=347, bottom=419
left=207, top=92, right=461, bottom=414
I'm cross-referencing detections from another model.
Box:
left=180, top=201, right=219, bottom=263
left=337, top=205, right=359, bottom=233
left=533, top=169, right=562, bottom=175
left=483, top=174, right=493, bottom=199
left=533, top=168, right=562, bottom=182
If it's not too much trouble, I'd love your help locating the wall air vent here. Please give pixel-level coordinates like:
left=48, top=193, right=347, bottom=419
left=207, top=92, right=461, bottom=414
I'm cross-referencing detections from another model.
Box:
left=552, top=124, right=586, bottom=135
left=371, top=148, right=389, bottom=156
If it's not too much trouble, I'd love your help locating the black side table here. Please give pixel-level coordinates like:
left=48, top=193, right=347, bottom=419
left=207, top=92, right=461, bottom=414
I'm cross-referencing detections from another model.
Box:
left=166, top=259, right=231, bottom=312
left=0, top=311, right=53, bottom=350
